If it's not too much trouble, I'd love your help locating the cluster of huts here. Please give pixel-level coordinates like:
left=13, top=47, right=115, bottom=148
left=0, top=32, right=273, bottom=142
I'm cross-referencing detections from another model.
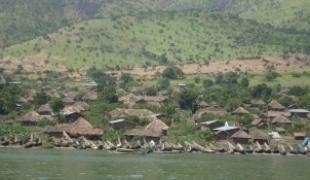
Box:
left=3, top=84, right=310, bottom=155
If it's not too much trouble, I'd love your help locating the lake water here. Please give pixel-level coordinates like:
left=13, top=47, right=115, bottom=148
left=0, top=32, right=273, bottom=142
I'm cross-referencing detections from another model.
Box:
left=0, top=149, right=310, bottom=180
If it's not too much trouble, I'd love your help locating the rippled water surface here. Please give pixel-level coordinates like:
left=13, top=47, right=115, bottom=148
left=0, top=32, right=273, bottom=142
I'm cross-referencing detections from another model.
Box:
left=0, top=149, right=310, bottom=180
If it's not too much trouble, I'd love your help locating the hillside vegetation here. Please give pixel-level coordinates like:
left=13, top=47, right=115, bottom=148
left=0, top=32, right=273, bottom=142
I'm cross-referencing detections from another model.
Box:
left=0, top=0, right=309, bottom=68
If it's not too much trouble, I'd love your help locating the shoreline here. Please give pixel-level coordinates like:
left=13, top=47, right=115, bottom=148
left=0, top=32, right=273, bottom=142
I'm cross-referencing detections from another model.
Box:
left=0, top=146, right=308, bottom=157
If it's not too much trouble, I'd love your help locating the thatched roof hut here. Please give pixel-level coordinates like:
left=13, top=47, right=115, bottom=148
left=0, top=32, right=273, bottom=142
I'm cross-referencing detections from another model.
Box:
left=124, top=129, right=162, bottom=138
left=44, top=117, right=103, bottom=139
left=83, top=90, right=97, bottom=101
left=197, top=101, right=209, bottom=109
left=109, top=108, right=154, bottom=119
left=268, top=100, right=285, bottom=111
left=275, top=127, right=286, bottom=134
left=264, top=111, right=290, bottom=118
left=62, top=96, right=75, bottom=105
left=20, top=111, right=40, bottom=125
left=294, top=132, right=306, bottom=140
left=250, top=99, right=265, bottom=107
left=232, top=107, right=249, bottom=115
left=38, top=104, right=53, bottom=115
left=119, top=93, right=142, bottom=103
left=251, top=117, right=265, bottom=128
left=250, top=130, right=270, bottom=144
left=231, top=130, right=251, bottom=144
left=272, top=115, right=291, bottom=125
left=145, top=118, right=169, bottom=132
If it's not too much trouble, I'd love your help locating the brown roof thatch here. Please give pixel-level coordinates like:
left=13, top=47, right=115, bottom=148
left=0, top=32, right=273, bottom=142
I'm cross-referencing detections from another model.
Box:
left=250, top=130, right=269, bottom=141
left=43, top=124, right=71, bottom=134
left=268, top=100, right=285, bottom=111
left=63, top=96, right=75, bottom=104
left=70, top=117, right=93, bottom=129
left=119, top=93, right=142, bottom=103
left=198, top=101, right=209, bottom=108
left=264, top=111, right=291, bottom=118
left=109, top=108, right=154, bottom=118
left=124, top=129, right=162, bottom=138
left=232, top=107, right=249, bottom=115
left=272, top=115, right=292, bottom=124
left=250, top=99, right=265, bottom=106
left=38, top=104, right=53, bottom=114
left=251, top=117, right=265, bottom=127
left=145, top=118, right=169, bottom=132
left=231, top=130, right=251, bottom=139
left=44, top=117, right=103, bottom=137
left=74, top=101, right=89, bottom=111
left=294, top=132, right=306, bottom=138
left=83, top=91, right=97, bottom=101
left=21, top=111, right=40, bottom=122
left=275, top=127, right=286, bottom=133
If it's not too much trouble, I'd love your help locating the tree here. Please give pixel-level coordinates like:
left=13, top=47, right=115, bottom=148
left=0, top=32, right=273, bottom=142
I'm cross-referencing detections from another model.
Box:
left=49, top=97, right=64, bottom=113
left=240, top=77, right=249, bottom=88
left=145, top=86, right=158, bottom=96
left=119, top=73, right=135, bottom=89
left=265, top=70, right=279, bottom=81
left=34, top=91, right=49, bottom=106
left=157, top=78, right=170, bottom=90
left=203, top=79, right=213, bottom=89
left=252, top=84, right=272, bottom=99
left=288, top=86, right=308, bottom=96
left=162, top=66, right=184, bottom=79
left=177, top=88, right=198, bottom=112
left=101, top=86, right=118, bottom=103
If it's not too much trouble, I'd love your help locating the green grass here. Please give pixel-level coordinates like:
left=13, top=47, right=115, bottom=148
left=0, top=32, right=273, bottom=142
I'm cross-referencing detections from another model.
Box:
left=2, top=10, right=309, bottom=69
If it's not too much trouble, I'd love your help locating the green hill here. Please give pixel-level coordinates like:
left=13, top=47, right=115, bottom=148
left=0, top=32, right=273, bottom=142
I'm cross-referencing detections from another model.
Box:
left=0, top=0, right=309, bottom=68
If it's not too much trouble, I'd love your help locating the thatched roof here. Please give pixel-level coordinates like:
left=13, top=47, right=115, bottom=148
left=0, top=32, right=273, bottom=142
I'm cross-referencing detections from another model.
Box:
left=272, top=115, right=291, bottom=124
left=83, top=91, right=97, bottom=101
left=264, top=111, right=291, bottom=118
left=231, top=130, right=251, bottom=139
left=232, top=107, right=249, bottom=115
left=250, top=99, right=265, bottom=106
left=250, top=130, right=269, bottom=140
left=44, top=117, right=103, bottom=137
left=145, top=118, right=169, bottom=132
left=109, top=108, right=154, bottom=118
left=294, top=132, right=306, bottom=138
left=62, top=96, right=75, bottom=104
left=268, top=100, right=285, bottom=110
left=198, top=101, right=209, bottom=108
left=70, top=117, right=93, bottom=129
left=62, top=106, right=81, bottom=115
left=140, top=96, right=166, bottom=103
left=74, top=101, right=89, bottom=111
left=21, top=111, right=40, bottom=122
left=38, top=104, right=53, bottom=114
left=43, top=124, right=71, bottom=134
left=62, top=102, right=89, bottom=115
left=119, top=93, right=142, bottom=103
left=251, top=117, right=265, bottom=127
left=124, top=128, right=162, bottom=138
left=275, top=127, right=286, bottom=133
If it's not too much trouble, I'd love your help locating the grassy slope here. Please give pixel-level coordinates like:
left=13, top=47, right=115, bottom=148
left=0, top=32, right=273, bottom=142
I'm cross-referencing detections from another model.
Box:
left=1, top=0, right=309, bottom=69
left=235, top=0, right=310, bottom=31
left=2, top=10, right=309, bottom=69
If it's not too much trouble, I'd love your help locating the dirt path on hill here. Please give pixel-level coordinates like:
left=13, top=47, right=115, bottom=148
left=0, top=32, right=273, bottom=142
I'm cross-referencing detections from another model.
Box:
left=107, top=57, right=308, bottom=78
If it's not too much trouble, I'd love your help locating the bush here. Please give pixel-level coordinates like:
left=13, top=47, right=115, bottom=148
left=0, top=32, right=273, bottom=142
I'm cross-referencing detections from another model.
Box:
left=288, top=86, right=308, bottom=96
left=177, top=88, right=198, bottom=112
left=49, top=97, right=64, bottom=113
left=157, top=78, right=170, bottom=90
left=162, top=66, right=184, bottom=79
left=203, top=79, right=213, bottom=89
